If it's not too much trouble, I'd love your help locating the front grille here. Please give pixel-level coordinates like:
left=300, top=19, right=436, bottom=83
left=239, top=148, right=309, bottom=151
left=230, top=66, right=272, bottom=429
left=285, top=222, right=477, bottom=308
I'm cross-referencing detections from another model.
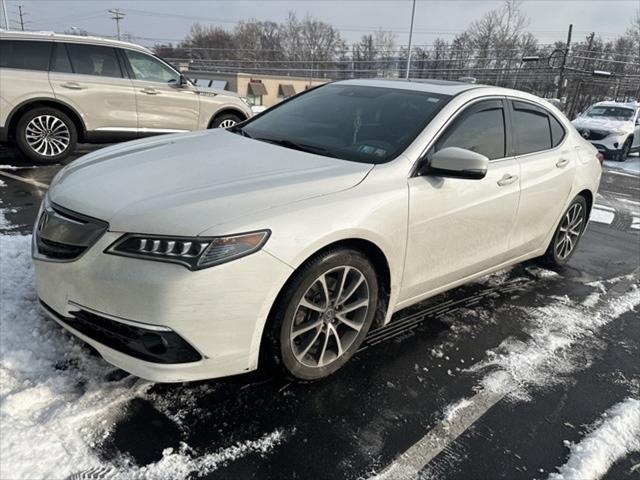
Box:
left=34, top=199, right=108, bottom=261
left=578, top=129, right=609, bottom=141
left=40, top=301, right=202, bottom=364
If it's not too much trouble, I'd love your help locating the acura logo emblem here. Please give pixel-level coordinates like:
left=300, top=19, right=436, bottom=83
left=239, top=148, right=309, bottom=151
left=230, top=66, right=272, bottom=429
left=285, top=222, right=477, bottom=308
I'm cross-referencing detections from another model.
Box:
left=581, top=129, right=590, bottom=139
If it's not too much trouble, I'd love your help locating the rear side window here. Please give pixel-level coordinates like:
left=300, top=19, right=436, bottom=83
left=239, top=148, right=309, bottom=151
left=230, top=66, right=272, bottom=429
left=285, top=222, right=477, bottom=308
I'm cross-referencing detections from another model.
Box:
left=436, top=100, right=506, bottom=160
left=51, top=43, right=72, bottom=73
left=549, top=115, right=566, bottom=148
left=0, top=40, right=51, bottom=71
left=65, top=43, right=122, bottom=78
left=512, top=101, right=552, bottom=155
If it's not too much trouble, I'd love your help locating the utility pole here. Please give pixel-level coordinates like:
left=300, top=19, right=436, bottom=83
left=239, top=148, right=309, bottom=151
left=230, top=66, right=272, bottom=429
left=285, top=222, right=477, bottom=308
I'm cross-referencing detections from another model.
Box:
left=556, top=23, right=573, bottom=101
left=1, top=0, right=9, bottom=30
left=405, top=0, right=416, bottom=79
left=18, top=5, right=25, bottom=31
left=108, top=8, right=125, bottom=40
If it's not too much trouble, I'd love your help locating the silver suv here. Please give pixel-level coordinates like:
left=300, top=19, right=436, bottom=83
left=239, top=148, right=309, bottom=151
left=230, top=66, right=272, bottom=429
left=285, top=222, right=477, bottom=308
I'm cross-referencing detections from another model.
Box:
left=0, top=31, right=252, bottom=163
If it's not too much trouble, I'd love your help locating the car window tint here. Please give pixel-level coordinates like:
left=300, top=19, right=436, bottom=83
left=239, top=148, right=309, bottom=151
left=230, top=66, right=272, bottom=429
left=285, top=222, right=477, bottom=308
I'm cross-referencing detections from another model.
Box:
left=242, top=85, right=451, bottom=164
left=549, top=115, right=565, bottom=148
left=124, top=50, right=179, bottom=84
left=0, top=40, right=51, bottom=71
left=512, top=101, right=552, bottom=155
left=51, top=43, right=72, bottom=73
left=65, top=43, right=122, bottom=78
left=436, top=104, right=506, bottom=160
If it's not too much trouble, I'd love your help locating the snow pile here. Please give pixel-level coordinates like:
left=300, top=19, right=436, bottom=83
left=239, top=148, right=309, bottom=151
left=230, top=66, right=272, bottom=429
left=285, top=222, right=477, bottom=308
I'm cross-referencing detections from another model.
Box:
left=548, top=397, right=640, bottom=480
left=469, top=283, right=640, bottom=400
left=0, top=234, right=149, bottom=479
left=124, top=429, right=288, bottom=480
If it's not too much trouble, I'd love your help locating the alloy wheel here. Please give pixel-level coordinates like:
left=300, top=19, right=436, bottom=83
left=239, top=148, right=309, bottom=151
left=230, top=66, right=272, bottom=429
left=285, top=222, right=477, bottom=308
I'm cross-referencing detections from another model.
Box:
left=554, top=202, right=585, bottom=260
left=25, top=115, right=70, bottom=157
left=289, top=266, right=370, bottom=368
left=218, top=119, right=237, bottom=128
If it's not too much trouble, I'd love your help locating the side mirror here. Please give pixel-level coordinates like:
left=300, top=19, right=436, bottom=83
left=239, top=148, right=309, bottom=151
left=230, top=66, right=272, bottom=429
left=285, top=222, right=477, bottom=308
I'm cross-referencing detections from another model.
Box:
left=179, top=74, right=189, bottom=88
left=425, top=147, right=489, bottom=180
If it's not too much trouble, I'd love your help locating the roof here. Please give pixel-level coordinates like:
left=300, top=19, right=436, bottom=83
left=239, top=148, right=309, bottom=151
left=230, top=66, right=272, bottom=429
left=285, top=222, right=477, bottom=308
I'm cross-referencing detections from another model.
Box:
left=0, top=29, right=153, bottom=55
left=334, top=78, right=486, bottom=95
left=592, top=100, right=639, bottom=109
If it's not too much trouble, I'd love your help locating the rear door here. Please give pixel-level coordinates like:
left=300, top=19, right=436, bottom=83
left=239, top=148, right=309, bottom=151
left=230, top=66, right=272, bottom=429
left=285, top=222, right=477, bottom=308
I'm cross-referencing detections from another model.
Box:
left=120, top=49, right=200, bottom=133
left=49, top=42, right=138, bottom=132
left=508, top=99, right=574, bottom=255
left=400, top=98, right=521, bottom=303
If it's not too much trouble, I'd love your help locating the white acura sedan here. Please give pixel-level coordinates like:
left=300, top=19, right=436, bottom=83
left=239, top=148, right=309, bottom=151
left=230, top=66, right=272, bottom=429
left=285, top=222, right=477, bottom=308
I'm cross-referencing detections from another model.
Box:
left=33, top=79, right=602, bottom=382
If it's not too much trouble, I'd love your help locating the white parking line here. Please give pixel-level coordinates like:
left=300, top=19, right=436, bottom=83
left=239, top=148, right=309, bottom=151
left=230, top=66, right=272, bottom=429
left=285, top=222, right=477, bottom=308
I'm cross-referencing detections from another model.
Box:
left=373, top=390, right=506, bottom=479
left=0, top=170, right=49, bottom=189
left=590, top=204, right=615, bottom=225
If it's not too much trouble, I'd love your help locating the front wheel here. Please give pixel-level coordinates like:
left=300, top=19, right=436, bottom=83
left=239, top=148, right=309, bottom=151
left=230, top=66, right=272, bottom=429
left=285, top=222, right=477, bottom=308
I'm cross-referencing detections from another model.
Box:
left=16, top=107, right=77, bottom=164
left=614, top=138, right=632, bottom=162
left=265, top=249, right=379, bottom=381
left=210, top=113, right=242, bottom=129
left=539, top=196, right=588, bottom=267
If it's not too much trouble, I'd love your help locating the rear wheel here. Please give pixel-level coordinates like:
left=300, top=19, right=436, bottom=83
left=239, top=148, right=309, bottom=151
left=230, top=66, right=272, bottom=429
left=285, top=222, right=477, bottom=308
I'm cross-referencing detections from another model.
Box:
left=539, top=196, right=588, bottom=267
left=210, top=113, right=242, bottom=129
left=16, top=107, right=77, bottom=164
left=265, top=249, right=379, bottom=380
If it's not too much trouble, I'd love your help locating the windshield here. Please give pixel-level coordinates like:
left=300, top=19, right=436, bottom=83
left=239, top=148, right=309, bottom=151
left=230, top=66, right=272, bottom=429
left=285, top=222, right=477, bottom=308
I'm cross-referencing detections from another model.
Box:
left=585, top=106, right=634, bottom=121
left=239, top=84, right=451, bottom=163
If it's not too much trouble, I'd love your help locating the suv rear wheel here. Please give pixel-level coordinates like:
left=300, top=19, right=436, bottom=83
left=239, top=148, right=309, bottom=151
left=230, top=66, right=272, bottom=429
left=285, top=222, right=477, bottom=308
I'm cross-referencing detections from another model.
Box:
left=16, top=107, right=77, bottom=164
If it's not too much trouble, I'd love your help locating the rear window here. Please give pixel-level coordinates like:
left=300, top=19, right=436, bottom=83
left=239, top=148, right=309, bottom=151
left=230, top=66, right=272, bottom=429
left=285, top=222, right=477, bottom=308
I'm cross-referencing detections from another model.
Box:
left=0, top=40, right=51, bottom=71
left=65, top=43, right=122, bottom=78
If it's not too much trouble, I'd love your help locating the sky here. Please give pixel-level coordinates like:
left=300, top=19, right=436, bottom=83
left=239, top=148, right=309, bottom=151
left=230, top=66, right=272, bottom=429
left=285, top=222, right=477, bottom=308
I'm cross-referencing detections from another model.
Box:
left=2, top=0, right=639, bottom=48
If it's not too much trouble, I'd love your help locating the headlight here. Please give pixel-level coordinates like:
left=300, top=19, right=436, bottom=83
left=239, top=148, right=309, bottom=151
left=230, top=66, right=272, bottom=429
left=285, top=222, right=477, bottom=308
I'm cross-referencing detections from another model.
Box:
left=609, top=130, right=627, bottom=136
left=106, top=230, right=270, bottom=270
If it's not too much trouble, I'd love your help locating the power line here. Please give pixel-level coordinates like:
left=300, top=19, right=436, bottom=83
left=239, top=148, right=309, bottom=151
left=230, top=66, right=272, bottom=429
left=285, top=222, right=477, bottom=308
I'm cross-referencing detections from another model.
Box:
left=108, top=8, right=125, bottom=41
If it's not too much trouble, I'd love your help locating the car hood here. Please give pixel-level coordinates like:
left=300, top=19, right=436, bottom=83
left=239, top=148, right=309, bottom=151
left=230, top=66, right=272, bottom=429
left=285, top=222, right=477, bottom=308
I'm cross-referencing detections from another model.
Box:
left=571, top=117, right=633, bottom=134
left=49, top=130, right=373, bottom=235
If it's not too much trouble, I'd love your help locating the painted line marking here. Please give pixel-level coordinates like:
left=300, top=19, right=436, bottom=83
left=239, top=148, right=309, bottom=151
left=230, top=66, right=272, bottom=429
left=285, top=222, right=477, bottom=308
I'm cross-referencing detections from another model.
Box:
left=0, top=170, right=49, bottom=189
left=375, top=389, right=506, bottom=479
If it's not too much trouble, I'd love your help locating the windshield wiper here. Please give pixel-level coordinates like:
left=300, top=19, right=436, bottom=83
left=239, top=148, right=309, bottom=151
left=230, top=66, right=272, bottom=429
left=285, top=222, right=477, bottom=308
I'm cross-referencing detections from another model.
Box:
left=229, top=125, right=253, bottom=139
left=256, top=138, right=336, bottom=157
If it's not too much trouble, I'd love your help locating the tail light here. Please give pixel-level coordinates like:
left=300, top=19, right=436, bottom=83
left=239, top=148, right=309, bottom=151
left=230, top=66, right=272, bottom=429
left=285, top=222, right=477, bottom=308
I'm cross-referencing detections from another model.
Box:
left=596, top=153, right=604, bottom=166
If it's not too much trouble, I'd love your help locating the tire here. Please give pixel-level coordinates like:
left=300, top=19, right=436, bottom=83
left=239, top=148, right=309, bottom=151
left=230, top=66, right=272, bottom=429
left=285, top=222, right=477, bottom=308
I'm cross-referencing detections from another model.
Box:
left=264, top=248, right=379, bottom=381
left=16, top=107, right=77, bottom=164
left=614, top=138, right=632, bottom=162
left=539, top=195, right=588, bottom=267
left=210, top=113, right=242, bottom=129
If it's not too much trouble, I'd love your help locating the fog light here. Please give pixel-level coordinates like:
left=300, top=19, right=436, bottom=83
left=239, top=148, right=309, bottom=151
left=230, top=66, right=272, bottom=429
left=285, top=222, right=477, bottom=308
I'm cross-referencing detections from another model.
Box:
left=141, top=333, right=169, bottom=355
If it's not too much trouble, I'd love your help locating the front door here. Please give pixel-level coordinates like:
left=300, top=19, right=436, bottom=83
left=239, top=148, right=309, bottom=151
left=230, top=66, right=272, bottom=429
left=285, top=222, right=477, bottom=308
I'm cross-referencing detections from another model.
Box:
left=400, top=99, right=521, bottom=304
left=121, top=49, right=200, bottom=133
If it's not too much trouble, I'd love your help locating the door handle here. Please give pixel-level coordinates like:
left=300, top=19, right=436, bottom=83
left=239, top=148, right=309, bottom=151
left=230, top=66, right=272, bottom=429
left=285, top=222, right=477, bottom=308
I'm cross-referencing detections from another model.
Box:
left=60, top=82, right=85, bottom=90
left=556, top=158, right=570, bottom=168
left=141, top=88, right=159, bottom=95
left=497, top=174, right=518, bottom=186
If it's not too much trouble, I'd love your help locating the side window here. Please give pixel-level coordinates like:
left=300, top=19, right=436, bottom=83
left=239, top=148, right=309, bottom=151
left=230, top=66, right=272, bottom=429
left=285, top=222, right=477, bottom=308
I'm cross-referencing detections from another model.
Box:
left=512, top=101, right=552, bottom=155
left=549, top=115, right=566, bottom=148
left=0, top=40, right=51, bottom=71
left=124, top=50, right=179, bottom=84
left=435, top=101, right=506, bottom=160
left=51, top=43, right=72, bottom=73
left=65, top=43, right=122, bottom=78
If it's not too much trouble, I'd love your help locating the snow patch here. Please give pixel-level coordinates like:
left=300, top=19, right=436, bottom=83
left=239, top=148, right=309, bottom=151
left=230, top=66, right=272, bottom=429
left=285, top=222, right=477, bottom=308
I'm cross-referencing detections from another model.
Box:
left=443, top=398, right=473, bottom=423
left=548, top=398, right=640, bottom=480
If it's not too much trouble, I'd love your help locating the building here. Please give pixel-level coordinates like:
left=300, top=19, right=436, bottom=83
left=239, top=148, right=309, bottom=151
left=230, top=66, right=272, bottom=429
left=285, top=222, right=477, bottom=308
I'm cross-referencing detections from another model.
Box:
left=184, top=71, right=329, bottom=108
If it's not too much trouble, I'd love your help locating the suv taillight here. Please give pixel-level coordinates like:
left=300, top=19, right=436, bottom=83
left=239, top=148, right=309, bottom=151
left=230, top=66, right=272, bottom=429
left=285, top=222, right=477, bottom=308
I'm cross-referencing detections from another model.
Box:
left=596, top=153, right=604, bottom=166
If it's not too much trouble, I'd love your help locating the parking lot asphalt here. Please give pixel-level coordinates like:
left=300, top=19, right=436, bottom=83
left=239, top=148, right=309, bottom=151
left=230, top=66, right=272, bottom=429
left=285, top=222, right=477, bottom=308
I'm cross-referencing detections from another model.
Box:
left=1, top=145, right=639, bottom=479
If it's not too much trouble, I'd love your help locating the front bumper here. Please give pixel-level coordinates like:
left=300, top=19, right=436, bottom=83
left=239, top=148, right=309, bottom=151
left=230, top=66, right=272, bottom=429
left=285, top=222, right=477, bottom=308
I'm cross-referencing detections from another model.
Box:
left=34, top=231, right=293, bottom=382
